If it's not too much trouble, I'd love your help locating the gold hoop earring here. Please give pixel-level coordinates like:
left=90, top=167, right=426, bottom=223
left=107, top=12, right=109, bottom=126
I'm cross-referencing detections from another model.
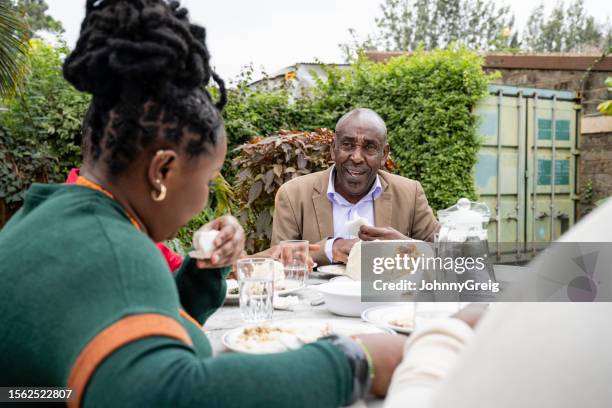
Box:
left=151, top=184, right=167, bottom=202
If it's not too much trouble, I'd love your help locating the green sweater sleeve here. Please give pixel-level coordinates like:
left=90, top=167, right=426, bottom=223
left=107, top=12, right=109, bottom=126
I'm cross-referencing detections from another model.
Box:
left=84, top=337, right=352, bottom=408
left=174, top=257, right=231, bottom=325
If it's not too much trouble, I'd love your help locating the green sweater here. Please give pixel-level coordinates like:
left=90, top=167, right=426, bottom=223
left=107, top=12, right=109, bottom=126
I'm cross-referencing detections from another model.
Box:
left=0, top=184, right=352, bottom=407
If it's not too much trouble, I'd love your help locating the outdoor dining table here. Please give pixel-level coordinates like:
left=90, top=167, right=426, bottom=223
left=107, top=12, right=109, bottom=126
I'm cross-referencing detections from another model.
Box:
left=204, top=272, right=388, bottom=408
left=203, top=265, right=525, bottom=407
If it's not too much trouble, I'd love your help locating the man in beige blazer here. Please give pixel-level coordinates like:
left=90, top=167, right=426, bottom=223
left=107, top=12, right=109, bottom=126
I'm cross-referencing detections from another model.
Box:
left=271, top=108, right=440, bottom=266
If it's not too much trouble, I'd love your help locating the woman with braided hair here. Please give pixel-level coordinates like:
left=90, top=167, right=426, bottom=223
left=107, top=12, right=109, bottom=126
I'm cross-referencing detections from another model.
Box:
left=0, top=1, right=406, bottom=406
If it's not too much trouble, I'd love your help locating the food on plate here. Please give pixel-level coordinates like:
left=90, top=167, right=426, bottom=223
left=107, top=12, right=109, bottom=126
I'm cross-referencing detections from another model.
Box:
left=237, top=323, right=334, bottom=349
left=388, top=317, right=414, bottom=329
left=224, top=319, right=392, bottom=353
left=239, top=326, right=295, bottom=343
left=226, top=261, right=298, bottom=299
left=188, top=229, right=220, bottom=259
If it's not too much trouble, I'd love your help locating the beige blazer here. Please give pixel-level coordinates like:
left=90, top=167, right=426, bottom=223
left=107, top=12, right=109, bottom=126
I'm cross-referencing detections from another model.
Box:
left=271, top=167, right=441, bottom=265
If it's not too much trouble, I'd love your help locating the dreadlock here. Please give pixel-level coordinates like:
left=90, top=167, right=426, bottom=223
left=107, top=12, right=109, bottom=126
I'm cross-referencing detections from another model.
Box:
left=63, top=0, right=227, bottom=175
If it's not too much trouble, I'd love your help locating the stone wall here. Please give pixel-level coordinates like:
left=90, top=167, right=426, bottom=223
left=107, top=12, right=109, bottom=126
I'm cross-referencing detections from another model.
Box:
left=578, top=129, right=612, bottom=216
left=485, top=68, right=609, bottom=115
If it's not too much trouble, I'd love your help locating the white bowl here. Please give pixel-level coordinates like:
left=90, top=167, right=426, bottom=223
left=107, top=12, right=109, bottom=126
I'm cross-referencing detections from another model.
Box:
left=313, top=281, right=388, bottom=317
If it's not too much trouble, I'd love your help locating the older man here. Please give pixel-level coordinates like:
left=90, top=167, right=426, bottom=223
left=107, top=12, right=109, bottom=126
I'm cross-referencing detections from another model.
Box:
left=271, top=108, right=440, bottom=266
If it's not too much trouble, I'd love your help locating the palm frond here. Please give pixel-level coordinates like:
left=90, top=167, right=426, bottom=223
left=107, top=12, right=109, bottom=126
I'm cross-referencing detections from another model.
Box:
left=0, top=0, right=29, bottom=99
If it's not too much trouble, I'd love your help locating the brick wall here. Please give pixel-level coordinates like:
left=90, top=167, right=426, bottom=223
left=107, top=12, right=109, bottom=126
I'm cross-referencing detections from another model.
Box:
left=485, top=68, right=609, bottom=115
left=579, top=131, right=612, bottom=216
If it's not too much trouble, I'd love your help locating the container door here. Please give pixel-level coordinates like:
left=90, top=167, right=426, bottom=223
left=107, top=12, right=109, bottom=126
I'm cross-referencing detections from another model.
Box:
left=474, top=90, right=526, bottom=261
left=525, top=96, right=577, bottom=244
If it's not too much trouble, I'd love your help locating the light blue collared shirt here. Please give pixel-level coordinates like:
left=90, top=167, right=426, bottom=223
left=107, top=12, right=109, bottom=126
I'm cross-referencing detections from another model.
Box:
left=324, top=166, right=382, bottom=262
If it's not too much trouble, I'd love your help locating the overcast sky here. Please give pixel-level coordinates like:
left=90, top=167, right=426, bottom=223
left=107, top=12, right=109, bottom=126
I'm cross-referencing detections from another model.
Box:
left=45, top=0, right=611, bottom=83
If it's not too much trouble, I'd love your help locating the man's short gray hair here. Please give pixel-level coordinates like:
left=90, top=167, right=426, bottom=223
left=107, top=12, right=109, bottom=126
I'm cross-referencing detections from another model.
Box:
left=335, top=108, right=387, bottom=140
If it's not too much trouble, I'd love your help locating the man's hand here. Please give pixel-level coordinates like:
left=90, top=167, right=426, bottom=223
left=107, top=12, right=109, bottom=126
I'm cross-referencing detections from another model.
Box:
left=332, top=238, right=359, bottom=264
left=269, top=244, right=321, bottom=272
left=195, top=216, right=245, bottom=269
left=358, top=225, right=408, bottom=241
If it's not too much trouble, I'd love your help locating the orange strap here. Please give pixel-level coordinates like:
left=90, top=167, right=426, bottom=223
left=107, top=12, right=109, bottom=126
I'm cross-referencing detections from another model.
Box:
left=67, top=313, right=193, bottom=408
left=74, top=176, right=143, bottom=231
left=179, top=308, right=201, bottom=328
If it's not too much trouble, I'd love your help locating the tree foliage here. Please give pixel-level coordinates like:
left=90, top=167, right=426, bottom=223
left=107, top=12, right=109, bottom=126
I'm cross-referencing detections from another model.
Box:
left=598, top=77, right=612, bottom=115
left=12, top=0, right=64, bottom=37
left=0, top=0, right=29, bottom=98
left=340, top=0, right=516, bottom=58
left=523, top=0, right=608, bottom=52
left=0, top=39, right=90, bottom=210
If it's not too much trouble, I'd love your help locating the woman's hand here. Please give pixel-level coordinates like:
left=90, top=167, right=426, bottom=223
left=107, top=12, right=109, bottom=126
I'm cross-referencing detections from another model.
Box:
left=195, top=216, right=245, bottom=269
left=354, top=334, right=408, bottom=397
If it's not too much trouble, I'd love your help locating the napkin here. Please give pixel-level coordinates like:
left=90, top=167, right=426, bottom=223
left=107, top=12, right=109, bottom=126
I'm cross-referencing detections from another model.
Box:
left=189, top=229, right=220, bottom=259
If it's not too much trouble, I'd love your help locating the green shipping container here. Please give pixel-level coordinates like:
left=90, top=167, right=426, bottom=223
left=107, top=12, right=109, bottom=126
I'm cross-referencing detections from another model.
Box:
left=473, top=85, right=580, bottom=263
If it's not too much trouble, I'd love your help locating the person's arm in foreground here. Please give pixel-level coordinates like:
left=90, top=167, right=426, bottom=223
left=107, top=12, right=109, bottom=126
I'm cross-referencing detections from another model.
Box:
left=384, top=304, right=486, bottom=408
left=174, top=216, right=241, bottom=324
left=84, top=332, right=405, bottom=408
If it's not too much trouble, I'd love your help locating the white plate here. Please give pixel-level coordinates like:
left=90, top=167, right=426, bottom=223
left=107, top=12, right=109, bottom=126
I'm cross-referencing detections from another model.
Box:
left=225, top=279, right=305, bottom=304
left=222, top=318, right=394, bottom=354
left=361, top=304, right=416, bottom=334
left=316, top=264, right=347, bottom=276
left=362, top=303, right=463, bottom=333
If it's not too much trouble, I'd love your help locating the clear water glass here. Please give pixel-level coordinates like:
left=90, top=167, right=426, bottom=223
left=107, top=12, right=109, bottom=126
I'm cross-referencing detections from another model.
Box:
left=237, top=258, right=274, bottom=323
left=279, top=240, right=309, bottom=287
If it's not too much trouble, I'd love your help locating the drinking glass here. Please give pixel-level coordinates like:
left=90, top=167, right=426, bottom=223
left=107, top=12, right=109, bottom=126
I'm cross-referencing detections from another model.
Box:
left=237, top=258, right=275, bottom=322
left=279, top=240, right=309, bottom=287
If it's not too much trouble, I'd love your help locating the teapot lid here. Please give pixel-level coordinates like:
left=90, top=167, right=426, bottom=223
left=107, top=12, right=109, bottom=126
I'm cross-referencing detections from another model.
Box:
left=438, top=198, right=490, bottom=228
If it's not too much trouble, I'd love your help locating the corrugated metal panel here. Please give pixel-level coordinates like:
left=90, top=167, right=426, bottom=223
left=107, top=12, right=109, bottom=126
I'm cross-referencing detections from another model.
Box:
left=473, top=85, right=579, bottom=263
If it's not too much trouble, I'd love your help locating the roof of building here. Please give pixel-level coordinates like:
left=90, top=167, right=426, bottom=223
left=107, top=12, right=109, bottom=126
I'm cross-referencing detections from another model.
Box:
left=249, top=62, right=350, bottom=86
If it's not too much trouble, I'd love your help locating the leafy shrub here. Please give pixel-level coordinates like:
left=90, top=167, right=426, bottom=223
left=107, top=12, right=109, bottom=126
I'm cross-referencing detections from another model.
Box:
left=0, top=39, right=90, bottom=211
left=233, top=128, right=396, bottom=253
left=0, top=126, right=55, bottom=211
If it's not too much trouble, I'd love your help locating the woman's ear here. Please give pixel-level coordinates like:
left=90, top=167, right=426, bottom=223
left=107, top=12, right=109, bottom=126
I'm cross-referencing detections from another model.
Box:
left=148, top=149, right=178, bottom=194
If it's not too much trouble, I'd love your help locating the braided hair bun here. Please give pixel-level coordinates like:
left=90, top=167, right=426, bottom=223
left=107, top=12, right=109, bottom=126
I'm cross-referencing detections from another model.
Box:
left=64, top=0, right=227, bottom=174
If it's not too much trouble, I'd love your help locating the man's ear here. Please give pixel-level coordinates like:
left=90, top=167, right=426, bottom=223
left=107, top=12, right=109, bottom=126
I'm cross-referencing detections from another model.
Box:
left=381, top=143, right=390, bottom=167
left=330, top=139, right=337, bottom=161
left=147, top=149, right=178, bottom=192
